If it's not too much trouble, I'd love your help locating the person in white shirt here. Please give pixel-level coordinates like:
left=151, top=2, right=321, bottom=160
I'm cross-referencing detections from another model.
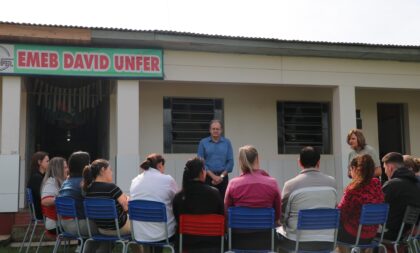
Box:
left=130, top=153, right=178, bottom=244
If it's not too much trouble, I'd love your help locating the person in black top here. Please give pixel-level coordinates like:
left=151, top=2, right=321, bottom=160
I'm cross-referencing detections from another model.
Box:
left=82, top=159, right=130, bottom=236
left=381, top=152, right=420, bottom=240
left=173, top=157, right=224, bottom=253
left=27, top=151, right=49, bottom=220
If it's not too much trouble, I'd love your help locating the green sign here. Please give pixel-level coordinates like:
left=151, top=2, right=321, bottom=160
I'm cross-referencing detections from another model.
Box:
left=0, top=44, right=163, bottom=78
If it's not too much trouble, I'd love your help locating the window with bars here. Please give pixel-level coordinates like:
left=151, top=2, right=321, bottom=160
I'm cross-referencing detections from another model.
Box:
left=163, top=97, right=223, bottom=153
left=277, top=101, right=331, bottom=154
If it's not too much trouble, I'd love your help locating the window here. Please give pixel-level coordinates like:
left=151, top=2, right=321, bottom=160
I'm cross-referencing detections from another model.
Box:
left=277, top=101, right=331, bottom=154
left=356, top=109, right=362, bottom=129
left=163, top=97, right=223, bottom=153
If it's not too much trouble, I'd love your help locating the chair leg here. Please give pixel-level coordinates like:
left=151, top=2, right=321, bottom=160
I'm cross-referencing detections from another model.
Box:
left=52, top=237, right=62, bottom=253
left=19, top=221, right=33, bottom=253
left=35, top=230, right=46, bottom=253
left=25, top=220, right=39, bottom=253
left=164, top=245, right=175, bottom=253
left=378, top=244, right=388, bottom=253
left=393, top=243, right=398, bottom=253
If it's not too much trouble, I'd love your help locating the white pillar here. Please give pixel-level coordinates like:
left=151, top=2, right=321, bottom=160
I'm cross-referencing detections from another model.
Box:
left=0, top=76, right=22, bottom=212
left=115, top=80, right=140, bottom=192
left=332, top=85, right=356, bottom=193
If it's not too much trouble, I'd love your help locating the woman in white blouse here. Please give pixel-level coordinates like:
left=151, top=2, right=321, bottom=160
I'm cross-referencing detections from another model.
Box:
left=130, top=153, right=178, bottom=244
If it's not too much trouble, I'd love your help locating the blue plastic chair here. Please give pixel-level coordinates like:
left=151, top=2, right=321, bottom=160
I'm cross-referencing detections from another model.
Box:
left=19, top=188, right=44, bottom=253
left=337, top=203, right=389, bottom=253
left=83, top=198, right=130, bottom=253
left=382, top=205, right=420, bottom=253
left=227, top=207, right=275, bottom=253
left=53, top=197, right=85, bottom=253
left=294, top=208, right=340, bottom=253
left=125, top=200, right=175, bottom=253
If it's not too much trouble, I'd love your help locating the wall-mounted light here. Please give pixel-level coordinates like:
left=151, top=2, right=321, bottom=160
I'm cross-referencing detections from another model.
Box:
left=66, top=130, right=71, bottom=142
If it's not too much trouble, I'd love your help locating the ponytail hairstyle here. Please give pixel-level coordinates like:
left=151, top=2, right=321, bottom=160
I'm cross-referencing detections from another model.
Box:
left=238, top=145, right=259, bottom=174
left=82, top=159, right=109, bottom=192
left=347, top=154, right=375, bottom=191
left=182, top=157, right=205, bottom=198
left=42, top=157, right=66, bottom=190
left=140, top=153, right=165, bottom=171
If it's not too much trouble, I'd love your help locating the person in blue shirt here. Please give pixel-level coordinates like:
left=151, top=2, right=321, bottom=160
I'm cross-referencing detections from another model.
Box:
left=197, top=119, right=234, bottom=198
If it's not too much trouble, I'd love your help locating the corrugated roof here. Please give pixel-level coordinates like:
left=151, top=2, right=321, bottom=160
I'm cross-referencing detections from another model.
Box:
left=1, top=20, right=419, bottom=49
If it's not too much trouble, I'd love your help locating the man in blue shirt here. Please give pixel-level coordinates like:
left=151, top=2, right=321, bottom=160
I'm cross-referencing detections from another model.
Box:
left=197, top=119, right=234, bottom=198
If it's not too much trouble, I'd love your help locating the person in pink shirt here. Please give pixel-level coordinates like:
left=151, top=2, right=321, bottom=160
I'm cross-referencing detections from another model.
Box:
left=225, top=145, right=281, bottom=250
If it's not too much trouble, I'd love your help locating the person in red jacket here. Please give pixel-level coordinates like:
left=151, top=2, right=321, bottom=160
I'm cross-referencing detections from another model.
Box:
left=337, top=154, right=384, bottom=252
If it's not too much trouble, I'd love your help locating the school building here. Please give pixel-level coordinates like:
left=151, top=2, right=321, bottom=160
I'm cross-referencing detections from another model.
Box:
left=1, top=22, right=420, bottom=229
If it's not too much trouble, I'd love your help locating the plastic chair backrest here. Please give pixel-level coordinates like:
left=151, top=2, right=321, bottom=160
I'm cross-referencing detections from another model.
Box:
left=55, top=197, right=78, bottom=218
left=128, top=200, right=171, bottom=245
left=179, top=214, right=225, bottom=236
left=352, top=203, right=389, bottom=246
left=395, top=205, right=420, bottom=242
left=128, top=200, right=167, bottom=222
left=83, top=198, right=123, bottom=239
left=359, top=203, right=389, bottom=225
left=297, top=208, right=340, bottom=230
left=179, top=214, right=225, bottom=253
left=55, top=196, right=82, bottom=238
left=83, top=198, right=118, bottom=220
left=296, top=208, right=340, bottom=252
left=228, top=207, right=275, bottom=229
left=228, top=207, right=275, bottom=252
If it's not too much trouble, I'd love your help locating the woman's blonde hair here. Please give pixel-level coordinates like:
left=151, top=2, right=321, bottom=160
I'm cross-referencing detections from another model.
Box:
left=238, top=145, right=258, bottom=174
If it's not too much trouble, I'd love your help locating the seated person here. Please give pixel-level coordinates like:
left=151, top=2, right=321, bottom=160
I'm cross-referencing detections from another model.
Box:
left=58, top=151, right=108, bottom=253
left=130, top=154, right=178, bottom=244
left=381, top=152, right=420, bottom=240
left=277, top=146, right=337, bottom=252
left=337, top=154, right=384, bottom=252
left=83, top=159, right=130, bottom=236
left=173, top=157, right=224, bottom=253
left=225, top=145, right=281, bottom=250
left=41, top=157, right=68, bottom=234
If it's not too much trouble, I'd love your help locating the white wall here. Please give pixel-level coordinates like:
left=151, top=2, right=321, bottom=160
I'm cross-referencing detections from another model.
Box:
left=138, top=82, right=336, bottom=189
left=164, top=50, right=420, bottom=89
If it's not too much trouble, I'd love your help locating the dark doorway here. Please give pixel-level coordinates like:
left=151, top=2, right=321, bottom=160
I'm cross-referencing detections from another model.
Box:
left=377, top=103, right=406, bottom=181
left=26, top=77, right=110, bottom=162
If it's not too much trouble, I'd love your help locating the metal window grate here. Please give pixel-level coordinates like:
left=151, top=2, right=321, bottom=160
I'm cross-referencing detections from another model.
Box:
left=277, top=102, right=331, bottom=154
left=164, top=97, right=223, bottom=153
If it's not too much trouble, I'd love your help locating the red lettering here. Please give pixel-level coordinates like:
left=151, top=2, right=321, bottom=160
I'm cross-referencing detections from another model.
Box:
left=27, top=51, right=40, bottom=67
left=40, top=52, right=49, bottom=68
left=136, top=56, right=143, bottom=71
left=151, top=56, right=160, bottom=72
left=125, top=56, right=135, bottom=71
left=73, top=54, right=84, bottom=69
left=64, top=53, right=74, bottom=69
left=94, top=54, right=99, bottom=70
left=114, top=55, right=123, bottom=71
left=83, top=54, right=95, bottom=70
left=99, top=55, right=109, bottom=70
left=143, top=56, right=150, bottom=71
left=17, top=51, right=26, bottom=67
left=50, top=53, right=58, bottom=69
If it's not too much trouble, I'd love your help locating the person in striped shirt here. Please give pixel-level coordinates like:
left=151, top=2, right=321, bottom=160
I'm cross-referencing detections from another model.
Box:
left=82, top=159, right=130, bottom=236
